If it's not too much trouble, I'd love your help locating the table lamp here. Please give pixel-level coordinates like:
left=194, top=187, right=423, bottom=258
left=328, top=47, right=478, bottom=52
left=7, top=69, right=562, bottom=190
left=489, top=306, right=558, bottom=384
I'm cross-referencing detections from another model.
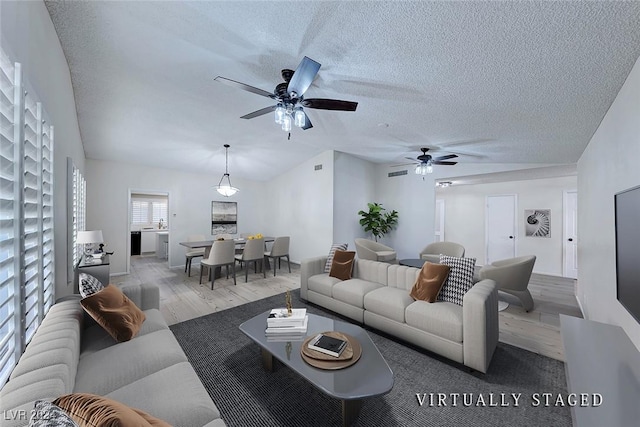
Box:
left=76, top=230, right=104, bottom=259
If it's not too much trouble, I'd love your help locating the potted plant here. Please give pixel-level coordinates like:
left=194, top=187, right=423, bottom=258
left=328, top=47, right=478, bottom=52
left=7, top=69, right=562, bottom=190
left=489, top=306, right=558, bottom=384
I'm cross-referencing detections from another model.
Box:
left=358, top=202, right=399, bottom=242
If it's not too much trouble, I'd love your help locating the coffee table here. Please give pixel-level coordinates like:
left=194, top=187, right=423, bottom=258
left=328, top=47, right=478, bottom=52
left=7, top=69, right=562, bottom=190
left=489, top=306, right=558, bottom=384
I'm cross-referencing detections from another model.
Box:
left=239, top=311, right=394, bottom=426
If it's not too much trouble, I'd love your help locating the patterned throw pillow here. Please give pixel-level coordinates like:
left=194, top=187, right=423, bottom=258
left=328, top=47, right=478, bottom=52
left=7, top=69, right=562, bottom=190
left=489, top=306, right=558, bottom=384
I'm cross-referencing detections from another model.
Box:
left=437, top=255, right=476, bottom=306
left=324, top=243, right=348, bottom=273
left=79, top=273, right=104, bottom=298
left=29, top=400, right=79, bottom=427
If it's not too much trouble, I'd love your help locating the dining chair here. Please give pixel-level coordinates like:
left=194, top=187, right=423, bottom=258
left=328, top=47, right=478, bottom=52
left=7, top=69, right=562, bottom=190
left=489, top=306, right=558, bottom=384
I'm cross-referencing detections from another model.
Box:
left=264, top=236, right=291, bottom=276
left=235, top=237, right=266, bottom=282
left=184, top=234, right=206, bottom=277
left=199, top=239, right=236, bottom=289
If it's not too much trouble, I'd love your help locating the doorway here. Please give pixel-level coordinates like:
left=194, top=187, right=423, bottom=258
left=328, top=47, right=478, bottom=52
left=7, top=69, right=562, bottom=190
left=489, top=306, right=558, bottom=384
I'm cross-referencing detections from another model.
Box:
left=563, top=190, right=578, bottom=279
left=485, top=194, right=517, bottom=265
left=127, top=189, right=170, bottom=274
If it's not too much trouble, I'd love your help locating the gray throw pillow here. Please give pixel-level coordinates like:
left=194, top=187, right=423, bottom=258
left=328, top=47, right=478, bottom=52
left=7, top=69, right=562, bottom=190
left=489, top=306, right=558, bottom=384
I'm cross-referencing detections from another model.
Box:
left=437, top=255, right=476, bottom=306
left=79, top=273, right=104, bottom=298
left=29, top=400, right=79, bottom=427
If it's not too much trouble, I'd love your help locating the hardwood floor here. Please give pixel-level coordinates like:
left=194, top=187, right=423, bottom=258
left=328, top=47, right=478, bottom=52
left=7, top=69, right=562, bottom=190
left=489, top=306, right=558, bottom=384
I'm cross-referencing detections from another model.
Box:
left=116, top=255, right=582, bottom=362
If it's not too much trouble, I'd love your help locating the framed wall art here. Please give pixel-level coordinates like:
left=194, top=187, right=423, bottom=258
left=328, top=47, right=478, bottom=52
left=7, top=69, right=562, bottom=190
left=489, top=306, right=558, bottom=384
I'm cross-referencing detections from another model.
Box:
left=211, top=201, right=237, bottom=235
left=525, top=209, right=550, bottom=238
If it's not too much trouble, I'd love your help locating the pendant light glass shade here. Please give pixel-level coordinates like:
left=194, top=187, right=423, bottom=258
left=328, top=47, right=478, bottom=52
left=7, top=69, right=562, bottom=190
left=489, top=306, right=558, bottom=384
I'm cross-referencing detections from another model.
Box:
left=216, top=145, right=239, bottom=197
left=281, top=114, right=292, bottom=132
left=275, top=104, right=285, bottom=124
left=415, top=161, right=433, bottom=175
left=294, top=107, right=305, bottom=128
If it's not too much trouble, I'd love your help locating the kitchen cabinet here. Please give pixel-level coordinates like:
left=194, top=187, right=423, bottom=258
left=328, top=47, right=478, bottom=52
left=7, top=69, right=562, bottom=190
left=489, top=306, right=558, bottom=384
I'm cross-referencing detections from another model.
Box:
left=141, top=230, right=157, bottom=253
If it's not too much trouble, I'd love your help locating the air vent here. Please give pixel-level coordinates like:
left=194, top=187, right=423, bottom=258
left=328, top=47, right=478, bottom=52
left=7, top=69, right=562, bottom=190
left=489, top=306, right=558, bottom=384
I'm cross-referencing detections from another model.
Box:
left=388, top=170, right=408, bottom=177
left=314, top=164, right=322, bottom=171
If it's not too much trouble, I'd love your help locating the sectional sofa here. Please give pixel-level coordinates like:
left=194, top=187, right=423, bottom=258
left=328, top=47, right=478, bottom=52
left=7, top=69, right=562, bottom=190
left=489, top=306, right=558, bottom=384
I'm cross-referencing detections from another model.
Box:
left=0, top=283, right=225, bottom=427
left=301, top=257, right=499, bottom=373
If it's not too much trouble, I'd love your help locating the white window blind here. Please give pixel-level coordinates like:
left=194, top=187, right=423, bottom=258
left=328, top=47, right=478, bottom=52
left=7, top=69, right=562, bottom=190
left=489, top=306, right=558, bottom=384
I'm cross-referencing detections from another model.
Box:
left=131, top=200, right=149, bottom=225
left=0, top=50, right=18, bottom=386
left=131, top=197, right=168, bottom=227
left=0, top=49, right=55, bottom=385
left=152, top=201, right=167, bottom=224
left=71, top=165, right=85, bottom=269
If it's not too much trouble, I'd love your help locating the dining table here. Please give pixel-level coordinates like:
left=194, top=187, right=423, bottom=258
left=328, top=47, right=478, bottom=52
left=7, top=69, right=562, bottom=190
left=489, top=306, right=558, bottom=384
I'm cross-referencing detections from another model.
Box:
left=179, top=236, right=276, bottom=276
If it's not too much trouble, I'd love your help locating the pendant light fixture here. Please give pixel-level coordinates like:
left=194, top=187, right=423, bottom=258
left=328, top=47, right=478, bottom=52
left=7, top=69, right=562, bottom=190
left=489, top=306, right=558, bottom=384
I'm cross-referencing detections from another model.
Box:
left=216, top=144, right=239, bottom=197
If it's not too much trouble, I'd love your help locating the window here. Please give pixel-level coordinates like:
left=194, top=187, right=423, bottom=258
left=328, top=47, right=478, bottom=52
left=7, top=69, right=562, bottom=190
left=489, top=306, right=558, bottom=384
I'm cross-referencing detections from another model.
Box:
left=152, top=201, right=168, bottom=224
left=131, top=196, right=168, bottom=227
left=1, top=50, right=55, bottom=385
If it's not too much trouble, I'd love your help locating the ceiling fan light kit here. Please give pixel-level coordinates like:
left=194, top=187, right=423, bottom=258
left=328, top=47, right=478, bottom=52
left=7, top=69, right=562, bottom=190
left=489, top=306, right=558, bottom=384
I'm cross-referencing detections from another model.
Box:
left=415, top=161, right=433, bottom=175
left=216, top=144, right=239, bottom=197
left=215, top=56, right=358, bottom=134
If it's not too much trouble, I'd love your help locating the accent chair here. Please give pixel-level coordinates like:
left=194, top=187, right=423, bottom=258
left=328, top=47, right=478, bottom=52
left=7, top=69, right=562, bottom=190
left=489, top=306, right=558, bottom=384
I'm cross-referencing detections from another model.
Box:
left=478, top=255, right=537, bottom=311
left=354, top=238, right=397, bottom=263
left=419, top=241, right=465, bottom=263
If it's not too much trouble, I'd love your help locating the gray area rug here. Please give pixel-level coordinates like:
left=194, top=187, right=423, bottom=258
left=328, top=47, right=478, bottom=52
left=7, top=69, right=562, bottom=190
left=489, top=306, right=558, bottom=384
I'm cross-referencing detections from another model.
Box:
left=170, top=290, right=571, bottom=427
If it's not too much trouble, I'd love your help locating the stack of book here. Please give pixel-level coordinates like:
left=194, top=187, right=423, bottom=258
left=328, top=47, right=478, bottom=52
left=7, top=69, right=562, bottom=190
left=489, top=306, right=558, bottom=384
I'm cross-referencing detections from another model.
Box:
left=265, top=308, right=308, bottom=341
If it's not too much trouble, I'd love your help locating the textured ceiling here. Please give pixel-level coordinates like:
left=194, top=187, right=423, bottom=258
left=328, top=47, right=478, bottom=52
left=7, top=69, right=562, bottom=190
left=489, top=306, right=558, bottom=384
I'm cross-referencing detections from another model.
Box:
left=45, top=1, right=640, bottom=181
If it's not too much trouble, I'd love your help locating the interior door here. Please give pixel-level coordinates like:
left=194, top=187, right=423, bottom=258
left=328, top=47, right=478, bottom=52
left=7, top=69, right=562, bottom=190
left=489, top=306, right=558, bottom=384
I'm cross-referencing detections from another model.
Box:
left=435, top=199, right=445, bottom=242
left=486, top=194, right=516, bottom=264
left=563, top=190, right=578, bottom=279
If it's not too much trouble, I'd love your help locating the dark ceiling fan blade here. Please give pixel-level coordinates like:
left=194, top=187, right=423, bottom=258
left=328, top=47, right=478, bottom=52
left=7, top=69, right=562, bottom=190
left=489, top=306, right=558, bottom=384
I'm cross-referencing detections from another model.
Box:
left=240, top=105, right=277, bottom=119
left=287, top=56, right=321, bottom=97
left=302, top=98, right=358, bottom=111
left=432, top=161, right=458, bottom=166
left=404, top=157, right=418, bottom=161
left=214, top=76, right=275, bottom=99
left=301, top=111, right=313, bottom=130
left=434, top=154, right=458, bottom=161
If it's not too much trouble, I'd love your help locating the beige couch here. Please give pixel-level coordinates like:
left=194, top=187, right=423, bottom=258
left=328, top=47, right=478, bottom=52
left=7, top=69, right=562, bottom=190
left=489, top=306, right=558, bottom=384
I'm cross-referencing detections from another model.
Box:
left=301, top=257, right=499, bottom=373
left=0, top=284, right=225, bottom=427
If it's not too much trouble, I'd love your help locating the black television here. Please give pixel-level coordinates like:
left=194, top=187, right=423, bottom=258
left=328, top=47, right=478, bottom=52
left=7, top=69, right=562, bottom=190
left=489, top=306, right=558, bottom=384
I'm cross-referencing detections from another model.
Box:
left=615, top=184, right=640, bottom=323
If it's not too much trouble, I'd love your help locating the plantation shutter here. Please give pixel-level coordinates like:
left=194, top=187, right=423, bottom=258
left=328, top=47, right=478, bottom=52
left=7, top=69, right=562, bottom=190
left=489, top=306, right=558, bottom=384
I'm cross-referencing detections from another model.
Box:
left=0, top=48, right=56, bottom=384
left=152, top=201, right=167, bottom=224
left=0, top=50, right=19, bottom=385
left=131, top=200, right=148, bottom=225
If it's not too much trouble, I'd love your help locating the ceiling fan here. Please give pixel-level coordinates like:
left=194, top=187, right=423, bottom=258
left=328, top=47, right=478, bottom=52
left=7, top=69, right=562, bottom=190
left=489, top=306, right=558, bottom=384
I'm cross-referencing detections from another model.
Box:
left=393, top=147, right=458, bottom=175
left=214, top=56, right=358, bottom=135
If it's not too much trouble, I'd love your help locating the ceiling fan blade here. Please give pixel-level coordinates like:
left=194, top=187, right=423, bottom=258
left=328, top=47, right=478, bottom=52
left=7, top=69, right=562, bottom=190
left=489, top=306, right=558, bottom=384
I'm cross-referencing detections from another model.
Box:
left=404, top=157, right=418, bottom=161
left=287, top=56, right=321, bottom=97
left=391, top=162, right=418, bottom=167
left=434, top=154, right=458, bottom=161
left=240, top=105, right=277, bottom=119
left=302, top=98, right=358, bottom=111
left=214, top=76, right=275, bottom=99
left=301, top=111, right=313, bottom=130
left=432, top=161, right=458, bottom=166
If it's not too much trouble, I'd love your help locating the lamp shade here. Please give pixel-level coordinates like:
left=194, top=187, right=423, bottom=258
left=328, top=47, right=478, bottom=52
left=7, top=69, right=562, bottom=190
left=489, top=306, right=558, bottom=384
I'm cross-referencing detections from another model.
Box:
left=76, top=230, right=104, bottom=244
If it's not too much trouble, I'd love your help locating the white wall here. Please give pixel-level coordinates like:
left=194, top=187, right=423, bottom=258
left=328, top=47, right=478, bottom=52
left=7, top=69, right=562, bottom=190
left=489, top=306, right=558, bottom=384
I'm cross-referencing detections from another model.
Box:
left=436, top=175, right=577, bottom=274
left=85, top=159, right=266, bottom=276
left=375, top=166, right=436, bottom=260
left=262, top=150, right=334, bottom=263
left=333, top=152, right=376, bottom=248
left=1, top=1, right=86, bottom=297
left=578, top=55, right=640, bottom=349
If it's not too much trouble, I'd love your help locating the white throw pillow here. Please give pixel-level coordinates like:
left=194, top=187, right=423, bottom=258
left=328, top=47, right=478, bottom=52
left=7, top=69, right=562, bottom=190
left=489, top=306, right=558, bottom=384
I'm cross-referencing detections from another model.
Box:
left=79, top=273, right=104, bottom=298
left=437, top=255, right=476, bottom=306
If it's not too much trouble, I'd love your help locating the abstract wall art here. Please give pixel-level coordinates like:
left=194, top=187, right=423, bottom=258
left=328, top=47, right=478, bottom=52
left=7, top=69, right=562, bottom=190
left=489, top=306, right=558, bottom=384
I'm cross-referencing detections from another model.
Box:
left=525, top=209, right=550, bottom=238
left=211, top=201, right=237, bottom=235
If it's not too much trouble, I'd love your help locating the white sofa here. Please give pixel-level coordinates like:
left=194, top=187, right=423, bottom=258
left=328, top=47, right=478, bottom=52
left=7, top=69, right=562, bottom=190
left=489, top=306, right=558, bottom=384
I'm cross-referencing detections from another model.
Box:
left=301, top=257, right=499, bottom=373
left=0, top=283, right=225, bottom=427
